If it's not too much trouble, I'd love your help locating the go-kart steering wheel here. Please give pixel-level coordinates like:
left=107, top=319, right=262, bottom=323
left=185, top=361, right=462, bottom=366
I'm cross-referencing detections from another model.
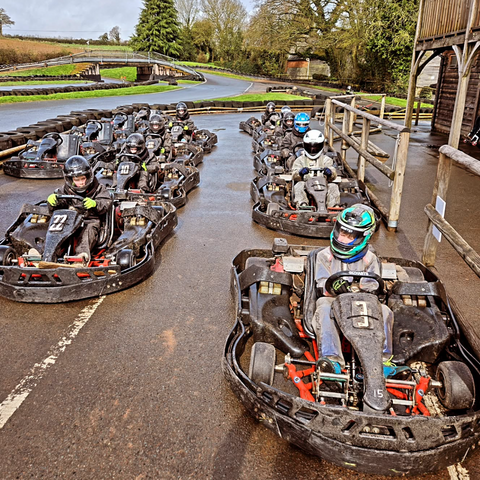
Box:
left=292, top=143, right=305, bottom=156
left=117, top=153, right=143, bottom=162
left=44, top=132, right=63, bottom=145
left=324, top=271, right=385, bottom=297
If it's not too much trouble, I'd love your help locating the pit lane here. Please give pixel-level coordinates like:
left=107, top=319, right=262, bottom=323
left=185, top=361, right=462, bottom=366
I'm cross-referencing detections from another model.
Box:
left=0, top=75, right=479, bottom=480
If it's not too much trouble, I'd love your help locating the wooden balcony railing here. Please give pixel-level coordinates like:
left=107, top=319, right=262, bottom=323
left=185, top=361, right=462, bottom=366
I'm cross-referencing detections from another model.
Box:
left=418, top=0, right=480, bottom=41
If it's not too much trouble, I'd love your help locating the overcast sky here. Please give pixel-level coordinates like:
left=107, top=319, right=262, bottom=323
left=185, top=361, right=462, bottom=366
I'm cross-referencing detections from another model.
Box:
left=1, top=0, right=255, bottom=41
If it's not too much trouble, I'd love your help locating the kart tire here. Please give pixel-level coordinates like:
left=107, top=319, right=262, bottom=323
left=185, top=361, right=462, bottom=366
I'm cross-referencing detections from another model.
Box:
left=249, top=342, right=276, bottom=386
left=0, top=246, right=16, bottom=266
left=436, top=361, right=475, bottom=410
left=116, top=249, right=135, bottom=271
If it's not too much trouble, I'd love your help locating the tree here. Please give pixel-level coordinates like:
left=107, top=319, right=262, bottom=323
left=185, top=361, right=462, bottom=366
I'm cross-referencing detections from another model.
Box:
left=130, top=0, right=182, bottom=57
left=98, top=32, right=109, bottom=43
left=176, top=0, right=199, bottom=29
left=0, top=8, right=14, bottom=37
left=109, top=26, right=121, bottom=44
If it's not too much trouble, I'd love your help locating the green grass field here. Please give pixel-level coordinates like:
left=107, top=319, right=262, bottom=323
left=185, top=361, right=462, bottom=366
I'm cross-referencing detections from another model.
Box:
left=100, top=67, right=138, bottom=82
left=196, top=69, right=256, bottom=82
left=0, top=64, right=85, bottom=77
left=200, top=93, right=311, bottom=102
left=0, top=84, right=179, bottom=104
left=0, top=80, right=93, bottom=86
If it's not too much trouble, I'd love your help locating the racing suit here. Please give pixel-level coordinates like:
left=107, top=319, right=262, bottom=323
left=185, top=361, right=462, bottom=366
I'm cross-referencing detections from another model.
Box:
left=291, top=153, right=340, bottom=208
left=281, top=128, right=310, bottom=169
left=312, top=246, right=394, bottom=366
left=137, top=148, right=160, bottom=193
left=169, top=115, right=196, bottom=141
left=50, top=178, right=112, bottom=258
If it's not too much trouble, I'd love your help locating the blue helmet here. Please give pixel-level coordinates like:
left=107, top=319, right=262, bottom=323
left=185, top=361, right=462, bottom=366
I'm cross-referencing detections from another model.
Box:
left=294, top=112, right=310, bottom=134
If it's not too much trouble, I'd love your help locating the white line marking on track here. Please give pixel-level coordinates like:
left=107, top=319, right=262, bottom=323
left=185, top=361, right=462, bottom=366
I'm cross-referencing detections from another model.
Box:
left=0, top=296, right=105, bottom=429
left=448, top=463, right=471, bottom=480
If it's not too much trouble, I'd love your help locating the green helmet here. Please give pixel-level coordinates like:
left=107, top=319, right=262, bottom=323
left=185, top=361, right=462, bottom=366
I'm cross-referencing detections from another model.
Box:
left=330, top=204, right=376, bottom=262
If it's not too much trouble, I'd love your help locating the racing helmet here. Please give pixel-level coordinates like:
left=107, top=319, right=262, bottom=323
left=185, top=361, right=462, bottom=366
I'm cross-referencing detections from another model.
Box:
left=330, top=204, right=376, bottom=262
left=280, top=105, right=291, bottom=116
left=265, top=102, right=276, bottom=114
left=303, top=130, right=325, bottom=160
left=126, top=133, right=146, bottom=156
left=113, top=113, right=128, bottom=129
left=63, top=155, right=94, bottom=193
left=149, top=114, right=165, bottom=134
left=294, top=112, right=310, bottom=134
left=84, top=122, right=101, bottom=142
left=176, top=102, right=188, bottom=120
left=282, top=111, right=295, bottom=130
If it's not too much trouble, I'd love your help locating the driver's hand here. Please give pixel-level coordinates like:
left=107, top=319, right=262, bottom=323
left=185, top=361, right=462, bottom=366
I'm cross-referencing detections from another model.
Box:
left=83, top=197, right=97, bottom=209
left=299, top=167, right=309, bottom=176
left=324, top=167, right=332, bottom=178
left=47, top=193, right=58, bottom=206
left=168, top=122, right=173, bottom=127
left=332, top=278, right=351, bottom=295
left=183, top=125, right=188, bottom=131
left=142, top=162, right=147, bottom=171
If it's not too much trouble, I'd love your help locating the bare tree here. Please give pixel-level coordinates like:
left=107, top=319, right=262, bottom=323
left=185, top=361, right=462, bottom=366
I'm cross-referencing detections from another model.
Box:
left=176, top=0, right=200, bottom=29
left=109, top=26, right=121, bottom=44
left=0, top=8, right=14, bottom=37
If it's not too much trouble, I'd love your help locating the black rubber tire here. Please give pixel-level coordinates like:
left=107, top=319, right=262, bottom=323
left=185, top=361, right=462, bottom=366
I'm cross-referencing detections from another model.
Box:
left=436, top=361, right=475, bottom=410
left=0, top=137, right=13, bottom=150
left=0, top=246, right=16, bottom=266
left=116, top=249, right=135, bottom=271
left=249, top=342, right=276, bottom=386
left=5, top=132, right=27, bottom=146
left=15, top=128, right=38, bottom=140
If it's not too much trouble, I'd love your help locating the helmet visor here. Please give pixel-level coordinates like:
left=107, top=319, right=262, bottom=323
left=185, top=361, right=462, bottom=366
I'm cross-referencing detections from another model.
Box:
left=304, top=140, right=324, bottom=157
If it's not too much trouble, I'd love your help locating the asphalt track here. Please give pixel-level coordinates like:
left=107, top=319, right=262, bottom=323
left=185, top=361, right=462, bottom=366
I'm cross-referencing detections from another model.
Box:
left=0, top=73, right=479, bottom=480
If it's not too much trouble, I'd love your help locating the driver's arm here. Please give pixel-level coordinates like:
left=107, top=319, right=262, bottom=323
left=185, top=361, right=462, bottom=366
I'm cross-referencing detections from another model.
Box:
left=291, top=156, right=305, bottom=181
left=358, top=250, right=382, bottom=291
left=314, top=250, right=332, bottom=297
left=92, top=187, right=113, bottom=215
left=322, top=155, right=337, bottom=181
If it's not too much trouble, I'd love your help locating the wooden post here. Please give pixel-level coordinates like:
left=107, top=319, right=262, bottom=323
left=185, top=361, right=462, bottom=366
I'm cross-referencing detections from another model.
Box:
left=328, top=103, right=335, bottom=147
left=387, top=130, right=410, bottom=231
left=324, top=98, right=332, bottom=147
left=415, top=97, right=423, bottom=126
left=379, top=95, right=386, bottom=130
left=349, top=96, right=356, bottom=134
left=357, top=117, right=370, bottom=182
left=341, top=108, right=350, bottom=163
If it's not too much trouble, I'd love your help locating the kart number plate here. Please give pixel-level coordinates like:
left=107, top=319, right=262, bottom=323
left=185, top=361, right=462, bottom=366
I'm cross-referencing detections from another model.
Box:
left=120, top=164, right=130, bottom=175
left=351, top=301, right=371, bottom=329
left=49, top=214, right=68, bottom=232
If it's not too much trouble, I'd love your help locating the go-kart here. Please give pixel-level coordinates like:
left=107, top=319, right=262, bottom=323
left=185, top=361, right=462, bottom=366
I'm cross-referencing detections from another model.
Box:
left=0, top=195, right=177, bottom=303
left=3, top=132, right=80, bottom=179
left=253, top=149, right=284, bottom=176
left=192, top=129, right=218, bottom=153
left=252, top=130, right=281, bottom=155
left=239, top=116, right=261, bottom=136
left=95, top=151, right=199, bottom=209
left=251, top=154, right=370, bottom=238
left=463, top=117, right=480, bottom=147
left=223, top=239, right=480, bottom=476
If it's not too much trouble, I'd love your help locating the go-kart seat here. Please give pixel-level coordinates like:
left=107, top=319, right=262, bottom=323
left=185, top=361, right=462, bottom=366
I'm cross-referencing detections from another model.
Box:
left=96, top=198, right=115, bottom=250
left=56, top=133, right=81, bottom=161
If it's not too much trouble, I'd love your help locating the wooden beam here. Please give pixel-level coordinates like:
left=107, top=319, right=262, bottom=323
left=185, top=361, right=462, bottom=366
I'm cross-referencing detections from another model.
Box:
left=357, top=117, right=370, bottom=182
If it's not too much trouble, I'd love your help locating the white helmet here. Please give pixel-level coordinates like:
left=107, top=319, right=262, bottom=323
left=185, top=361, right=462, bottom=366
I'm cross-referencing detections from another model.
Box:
left=303, top=130, right=325, bottom=160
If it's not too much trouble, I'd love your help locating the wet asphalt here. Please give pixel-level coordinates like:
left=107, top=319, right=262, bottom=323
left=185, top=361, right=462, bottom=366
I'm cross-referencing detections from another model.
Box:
left=0, top=75, right=479, bottom=480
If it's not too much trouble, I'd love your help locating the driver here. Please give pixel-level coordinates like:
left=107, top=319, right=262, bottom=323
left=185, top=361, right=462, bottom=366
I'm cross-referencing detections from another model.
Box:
left=281, top=112, right=310, bottom=169
left=291, top=130, right=340, bottom=209
left=146, top=114, right=172, bottom=155
left=169, top=102, right=196, bottom=140
left=123, top=133, right=159, bottom=193
left=47, top=155, right=112, bottom=266
left=310, top=205, right=394, bottom=375
left=261, top=102, right=277, bottom=126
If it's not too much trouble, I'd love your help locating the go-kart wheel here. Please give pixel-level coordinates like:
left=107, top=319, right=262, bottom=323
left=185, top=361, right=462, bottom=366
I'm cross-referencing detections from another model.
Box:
left=436, top=361, right=475, bottom=410
left=0, top=246, right=16, bottom=266
left=249, top=342, right=276, bottom=386
left=116, top=249, right=136, bottom=271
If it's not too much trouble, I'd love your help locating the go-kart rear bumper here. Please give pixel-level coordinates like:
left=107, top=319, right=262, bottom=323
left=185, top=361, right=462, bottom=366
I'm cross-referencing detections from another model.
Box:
left=3, top=158, right=64, bottom=179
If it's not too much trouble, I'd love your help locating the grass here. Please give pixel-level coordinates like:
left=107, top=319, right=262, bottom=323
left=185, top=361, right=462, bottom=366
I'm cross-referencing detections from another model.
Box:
left=43, top=42, right=133, bottom=51
left=180, top=61, right=221, bottom=69
left=0, top=63, right=87, bottom=77
left=101, top=67, right=137, bottom=82
left=195, top=69, right=255, bottom=82
left=0, top=84, right=179, bottom=104
left=200, top=93, right=312, bottom=102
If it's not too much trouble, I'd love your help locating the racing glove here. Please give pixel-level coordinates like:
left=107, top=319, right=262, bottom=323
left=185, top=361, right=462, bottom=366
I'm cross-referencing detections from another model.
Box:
left=332, top=278, right=351, bottom=295
left=183, top=125, right=189, bottom=131
left=142, top=162, right=147, bottom=171
left=324, top=167, right=332, bottom=178
left=168, top=122, right=173, bottom=127
left=47, top=193, right=58, bottom=206
left=83, top=197, right=97, bottom=209
left=299, top=167, right=310, bottom=177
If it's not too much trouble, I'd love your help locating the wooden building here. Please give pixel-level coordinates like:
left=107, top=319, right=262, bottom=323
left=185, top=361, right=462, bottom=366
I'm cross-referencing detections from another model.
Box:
left=406, top=0, right=480, bottom=147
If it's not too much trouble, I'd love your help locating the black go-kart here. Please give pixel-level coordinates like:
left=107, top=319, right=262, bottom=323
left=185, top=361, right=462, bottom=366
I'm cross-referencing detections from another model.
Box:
left=463, top=116, right=480, bottom=147
left=95, top=150, right=199, bottom=209
left=250, top=152, right=370, bottom=238
left=3, top=132, right=80, bottom=179
left=0, top=195, right=177, bottom=303
left=192, top=128, right=218, bottom=153
left=171, top=141, right=204, bottom=167
left=252, top=130, right=281, bottom=156
left=224, top=239, right=480, bottom=476
left=239, top=116, right=261, bottom=136
left=253, top=149, right=284, bottom=176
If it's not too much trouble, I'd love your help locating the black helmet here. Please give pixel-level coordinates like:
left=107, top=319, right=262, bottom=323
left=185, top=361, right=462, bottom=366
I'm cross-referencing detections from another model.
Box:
left=149, top=114, right=165, bottom=134
left=63, top=155, right=94, bottom=193
left=265, top=102, right=276, bottom=114
left=113, top=113, right=128, bottom=129
left=283, top=111, right=295, bottom=130
left=135, top=108, right=150, bottom=124
left=85, top=121, right=101, bottom=141
left=126, top=133, right=146, bottom=156
left=176, top=102, right=188, bottom=120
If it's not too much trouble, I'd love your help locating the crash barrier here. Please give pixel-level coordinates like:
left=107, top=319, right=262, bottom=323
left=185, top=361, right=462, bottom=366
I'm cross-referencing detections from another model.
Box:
left=0, top=98, right=325, bottom=154
left=0, top=78, right=187, bottom=97
left=422, top=144, right=480, bottom=357
left=0, top=75, right=93, bottom=83
left=324, top=95, right=410, bottom=231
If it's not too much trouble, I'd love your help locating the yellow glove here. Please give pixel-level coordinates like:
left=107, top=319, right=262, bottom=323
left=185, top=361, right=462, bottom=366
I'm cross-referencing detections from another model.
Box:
left=168, top=122, right=173, bottom=127
left=83, top=197, right=96, bottom=209
left=142, top=162, right=147, bottom=171
left=183, top=125, right=188, bottom=130
left=47, top=193, right=58, bottom=206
